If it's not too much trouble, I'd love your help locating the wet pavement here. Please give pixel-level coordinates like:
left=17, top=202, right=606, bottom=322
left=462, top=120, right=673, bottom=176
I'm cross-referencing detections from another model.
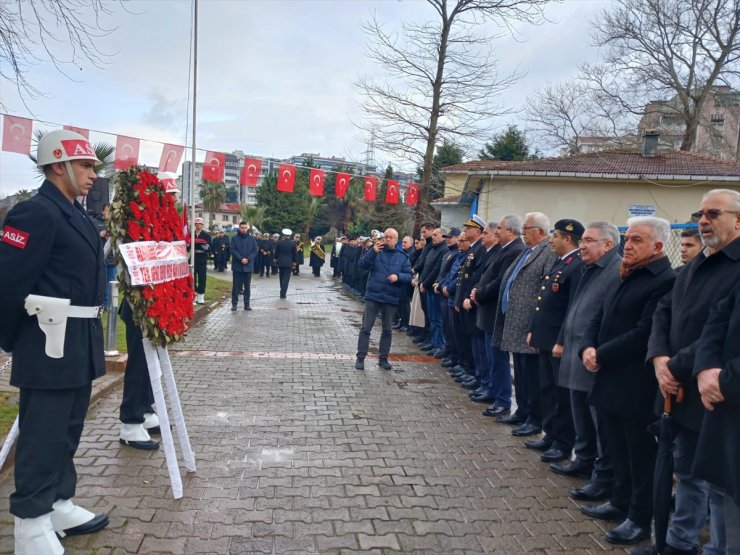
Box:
left=0, top=270, right=631, bottom=554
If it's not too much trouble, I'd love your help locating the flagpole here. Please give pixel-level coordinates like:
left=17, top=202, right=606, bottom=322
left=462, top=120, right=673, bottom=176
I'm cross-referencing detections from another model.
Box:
left=189, top=0, right=198, bottom=268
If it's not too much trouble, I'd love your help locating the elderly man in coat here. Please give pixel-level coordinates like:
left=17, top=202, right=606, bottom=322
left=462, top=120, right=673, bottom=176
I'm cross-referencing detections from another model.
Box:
left=580, top=216, right=676, bottom=546
left=693, top=280, right=740, bottom=555
left=636, top=189, right=740, bottom=555
left=550, top=222, right=621, bottom=502
left=492, top=212, right=557, bottom=437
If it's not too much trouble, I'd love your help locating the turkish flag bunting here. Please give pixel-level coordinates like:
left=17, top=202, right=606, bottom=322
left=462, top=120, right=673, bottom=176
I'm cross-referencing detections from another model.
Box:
left=335, top=172, right=350, bottom=198
left=159, top=144, right=185, bottom=173
left=364, top=176, right=377, bottom=202
left=2, top=115, right=33, bottom=154
left=202, top=151, right=225, bottom=182
left=240, top=158, right=262, bottom=187
left=114, top=135, right=140, bottom=170
left=63, top=125, right=90, bottom=139
left=309, top=169, right=325, bottom=197
left=385, top=180, right=399, bottom=204
left=406, top=182, right=419, bottom=206
left=277, top=164, right=296, bottom=192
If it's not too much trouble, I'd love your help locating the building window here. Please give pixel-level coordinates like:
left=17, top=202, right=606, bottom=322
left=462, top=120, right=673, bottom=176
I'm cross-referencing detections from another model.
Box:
left=710, top=113, right=725, bottom=125
left=222, top=214, right=229, bottom=222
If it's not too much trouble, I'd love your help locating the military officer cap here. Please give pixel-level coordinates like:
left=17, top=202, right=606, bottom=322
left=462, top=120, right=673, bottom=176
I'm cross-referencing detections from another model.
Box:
left=554, top=219, right=585, bottom=239
left=442, top=227, right=461, bottom=238
left=463, top=214, right=485, bottom=231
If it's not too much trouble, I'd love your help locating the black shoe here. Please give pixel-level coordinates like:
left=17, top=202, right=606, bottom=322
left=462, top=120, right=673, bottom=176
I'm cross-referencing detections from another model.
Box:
left=606, top=519, right=650, bottom=545
left=580, top=501, right=627, bottom=522
left=412, top=336, right=426, bottom=344
left=119, top=438, right=160, bottom=450
left=469, top=392, right=495, bottom=403
left=392, top=323, right=402, bottom=330
left=551, top=460, right=593, bottom=479
left=497, top=413, right=525, bottom=425
left=398, top=326, right=409, bottom=332
left=419, top=343, right=435, bottom=352
left=461, top=379, right=480, bottom=390
left=441, top=358, right=456, bottom=367
left=540, top=447, right=568, bottom=463
left=569, top=482, right=610, bottom=501
left=378, top=359, right=392, bottom=370
left=230, top=305, right=237, bottom=311
left=512, top=423, right=542, bottom=437
left=61, top=512, right=110, bottom=537
left=355, top=359, right=365, bottom=370
left=483, top=405, right=510, bottom=418
left=432, top=349, right=445, bottom=359
left=244, top=306, right=252, bottom=311
left=524, top=437, right=552, bottom=451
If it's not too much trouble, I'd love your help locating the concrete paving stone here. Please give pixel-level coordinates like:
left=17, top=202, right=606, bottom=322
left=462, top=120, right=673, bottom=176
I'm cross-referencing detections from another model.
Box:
left=357, top=533, right=401, bottom=551
left=334, top=518, right=376, bottom=535
left=228, top=536, right=274, bottom=554
left=315, top=534, right=359, bottom=551
left=396, top=532, right=442, bottom=551
left=184, top=536, right=231, bottom=554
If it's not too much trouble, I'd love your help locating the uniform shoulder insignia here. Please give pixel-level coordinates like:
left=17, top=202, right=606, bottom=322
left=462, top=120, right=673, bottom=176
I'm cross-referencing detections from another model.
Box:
left=2, top=225, right=29, bottom=249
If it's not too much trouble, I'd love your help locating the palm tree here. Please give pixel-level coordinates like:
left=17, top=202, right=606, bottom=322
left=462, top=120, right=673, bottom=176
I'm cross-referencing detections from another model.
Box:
left=240, top=205, right=265, bottom=230
left=199, top=180, right=226, bottom=228
left=29, top=129, right=114, bottom=176
left=14, top=189, right=34, bottom=202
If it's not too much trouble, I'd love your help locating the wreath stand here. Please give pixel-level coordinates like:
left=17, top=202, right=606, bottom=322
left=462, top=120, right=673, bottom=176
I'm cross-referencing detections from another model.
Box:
left=141, top=338, right=196, bottom=499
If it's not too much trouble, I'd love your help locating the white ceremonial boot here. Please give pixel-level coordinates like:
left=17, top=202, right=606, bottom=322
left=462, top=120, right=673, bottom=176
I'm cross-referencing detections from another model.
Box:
left=119, top=422, right=159, bottom=450
left=143, top=412, right=161, bottom=435
left=14, top=513, right=66, bottom=555
left=196, top=293, right=205, bottom=304
left=50, top=498, right=109, bottom=538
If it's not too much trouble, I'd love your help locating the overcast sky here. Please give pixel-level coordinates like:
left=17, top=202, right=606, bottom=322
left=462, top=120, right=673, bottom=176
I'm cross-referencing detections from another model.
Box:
left=0, top=0, right=612, bottom=197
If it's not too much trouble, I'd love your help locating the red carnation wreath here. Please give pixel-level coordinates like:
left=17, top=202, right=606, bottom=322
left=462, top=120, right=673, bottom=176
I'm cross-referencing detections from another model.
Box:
left=109, top=168, right=194, bottom=345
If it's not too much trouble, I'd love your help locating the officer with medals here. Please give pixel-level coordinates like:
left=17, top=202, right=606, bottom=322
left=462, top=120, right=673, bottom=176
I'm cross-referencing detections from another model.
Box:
left=0, top=130, right=110, bottom=554
left=451, top=215, right=487, bottom=387
left=525, top=219, right=585, bottom=464
left=211, top=228, right=230, bottom=271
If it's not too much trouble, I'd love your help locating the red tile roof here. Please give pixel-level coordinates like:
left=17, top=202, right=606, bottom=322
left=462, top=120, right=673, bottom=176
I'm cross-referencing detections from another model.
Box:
left=441, top=150, right=740, bottom=179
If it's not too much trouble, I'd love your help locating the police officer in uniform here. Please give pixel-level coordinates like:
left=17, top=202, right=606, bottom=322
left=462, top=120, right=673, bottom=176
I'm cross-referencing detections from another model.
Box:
left=189, top=217, right=211, bottom=304
left=275, top=229, right=297, bottom=298
left=211, top=228, right=230, bottom=272
left=526, top=219, right=584, bottom=463
left=0, top=129, right=110, bottom=554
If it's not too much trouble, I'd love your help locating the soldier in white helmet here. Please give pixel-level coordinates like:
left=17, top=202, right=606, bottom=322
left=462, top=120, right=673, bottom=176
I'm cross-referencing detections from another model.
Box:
left=188, top=217, right=211, bottom=304
left=0, top=129, right=110, bottom=554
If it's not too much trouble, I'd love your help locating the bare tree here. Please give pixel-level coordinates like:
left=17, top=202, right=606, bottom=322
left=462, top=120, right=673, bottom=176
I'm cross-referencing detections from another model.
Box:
left=525, top=80, right=636, bottom=154
left=0, top=0, right=118, bottom=110
left=356, top=0, right=548, bottom=233
left=582, top=0, right=740, bottom=151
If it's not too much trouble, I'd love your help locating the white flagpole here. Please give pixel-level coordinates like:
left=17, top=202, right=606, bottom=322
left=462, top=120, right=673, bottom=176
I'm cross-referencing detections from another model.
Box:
left=189, top=0, right=198, bottom=268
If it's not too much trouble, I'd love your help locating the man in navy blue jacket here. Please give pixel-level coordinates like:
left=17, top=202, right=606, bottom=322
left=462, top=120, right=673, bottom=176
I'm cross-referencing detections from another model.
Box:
left=230, top=222, right=258, bottom=310
left=355, top=228, right=412, bottom=371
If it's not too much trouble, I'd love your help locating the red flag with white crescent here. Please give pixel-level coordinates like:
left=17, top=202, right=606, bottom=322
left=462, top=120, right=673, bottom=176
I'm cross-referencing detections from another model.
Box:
left=335, top=172, right=350, bottom=198
left=277, top=164, right=296, bottom=192
left=364, top=176, right=377, bottom=202
left=2, top=115, right=33, bottom=155
left=202, top=151, right=225, bottom=182
left=309, top=169, right=325, bottom=197
left=159, top=144, right=185, bottom=172
left=63, top=125, right=90, bottom=139
left=114, top=135, right=140, bottom=170
left=385, top=180, right=399, bottom=204
left=240, top=158, right=262, bottom=187
left=406, top=182, right=419, bottom=206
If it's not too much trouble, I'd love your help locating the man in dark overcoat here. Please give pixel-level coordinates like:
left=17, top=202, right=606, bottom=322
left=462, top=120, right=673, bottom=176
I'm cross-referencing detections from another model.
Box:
left=638, top=189, right=740, bottom=555
left=693, top=280, right=740, bottom=555
left=230, top=221, right=259, bottom=310
left=551, top=222, right=621, bottom=503
left=473, top=214, right=525, bottom=417
left=0, top=130, right=109, bottom=553
left=580, top=217, right=676, bottom=546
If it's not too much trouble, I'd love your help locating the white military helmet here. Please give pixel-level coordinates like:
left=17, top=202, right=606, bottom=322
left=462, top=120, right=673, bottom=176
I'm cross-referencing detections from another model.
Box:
left=36, top=129, right=101, bottom=167
left=194, top=217, right=205, bottom=225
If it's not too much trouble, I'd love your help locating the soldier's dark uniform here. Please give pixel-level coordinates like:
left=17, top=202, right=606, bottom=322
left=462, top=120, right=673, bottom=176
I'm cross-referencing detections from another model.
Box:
left=0, top=180, right=106, bottom=519
left=259, top=236, right=274, bottom=277
left=528, top=220, right=584, bottom=457
left=211, top=233, right=230, bottom=271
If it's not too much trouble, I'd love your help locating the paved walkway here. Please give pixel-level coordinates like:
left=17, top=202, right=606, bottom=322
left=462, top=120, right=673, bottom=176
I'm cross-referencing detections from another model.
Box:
left=0, top=270, right=631, bottom=554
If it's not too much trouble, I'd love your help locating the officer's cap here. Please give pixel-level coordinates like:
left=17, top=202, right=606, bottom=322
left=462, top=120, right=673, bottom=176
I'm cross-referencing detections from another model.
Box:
left=463, top=214, right=485, bottom=231
left=553, top=219, right=585, bottom=239
left=442, top=226, right=461, bottom=238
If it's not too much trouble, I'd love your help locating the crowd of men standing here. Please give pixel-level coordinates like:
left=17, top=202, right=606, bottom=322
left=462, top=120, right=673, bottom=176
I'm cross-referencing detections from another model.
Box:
left=333, top=189, right=740, bottom=555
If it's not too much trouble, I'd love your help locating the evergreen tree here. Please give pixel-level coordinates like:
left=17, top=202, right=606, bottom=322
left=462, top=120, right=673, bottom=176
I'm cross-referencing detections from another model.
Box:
left=479, top=125, right=530, bottom=161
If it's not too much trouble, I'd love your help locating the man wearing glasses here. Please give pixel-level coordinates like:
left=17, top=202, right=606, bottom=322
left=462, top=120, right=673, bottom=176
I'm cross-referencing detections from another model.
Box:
left=637, top=189, right=740, bottom=555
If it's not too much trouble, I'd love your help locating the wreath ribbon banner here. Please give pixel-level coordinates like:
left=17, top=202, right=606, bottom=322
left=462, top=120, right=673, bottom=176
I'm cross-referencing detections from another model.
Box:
left=119, top=241, right=189, bottom=286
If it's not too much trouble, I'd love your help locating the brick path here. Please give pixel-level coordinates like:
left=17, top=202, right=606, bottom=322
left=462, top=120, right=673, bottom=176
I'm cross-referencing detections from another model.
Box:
left=0, top=269, right=632, bottom=554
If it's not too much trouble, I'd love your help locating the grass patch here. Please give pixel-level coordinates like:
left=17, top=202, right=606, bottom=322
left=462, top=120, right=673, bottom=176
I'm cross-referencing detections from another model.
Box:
left=0, top=391, right=18, bottom=438
left=205, top=274, right=233, bottom=302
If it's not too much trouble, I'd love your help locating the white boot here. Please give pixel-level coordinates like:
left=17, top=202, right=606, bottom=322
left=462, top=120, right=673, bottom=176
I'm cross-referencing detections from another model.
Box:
left=196, top=293, right=205, bottom=304
left=50, top=499, right=94, bottom=537
left=143, top=412, right=160, bottom=435
left=14, top=514, right=66, bottom=555
left=119, top=423, right=159, bottom=450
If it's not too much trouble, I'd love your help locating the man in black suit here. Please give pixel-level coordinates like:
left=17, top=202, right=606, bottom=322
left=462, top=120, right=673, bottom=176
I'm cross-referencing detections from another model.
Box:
left=580, top=217, right=676, bottom=546
left=473, top=214, right=526, bottom=417
left=275, top=230, right=297, bottom=299
left=0, top=129, right=110, bottom=553
left=525, top=219, right=584, bottom=464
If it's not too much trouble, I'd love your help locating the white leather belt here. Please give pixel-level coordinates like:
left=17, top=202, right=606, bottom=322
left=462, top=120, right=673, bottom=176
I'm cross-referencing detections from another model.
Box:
left=68, top=305, right=104, bottom=318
